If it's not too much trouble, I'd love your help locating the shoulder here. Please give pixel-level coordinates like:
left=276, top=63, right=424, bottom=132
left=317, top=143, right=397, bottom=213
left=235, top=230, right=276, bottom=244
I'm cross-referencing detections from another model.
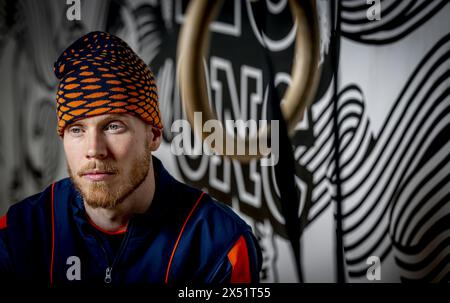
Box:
left=197, top=194, right=251, bottom=234
left=166, top=175, right=251, bottom=237
left=175, top=182, right=254, bottom=251
left=6, top=178, right=73, bottom=224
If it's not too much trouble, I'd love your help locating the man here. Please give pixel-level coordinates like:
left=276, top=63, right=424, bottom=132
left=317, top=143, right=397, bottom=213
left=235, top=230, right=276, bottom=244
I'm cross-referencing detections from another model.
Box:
left=0, top=31, right=261, bottom=285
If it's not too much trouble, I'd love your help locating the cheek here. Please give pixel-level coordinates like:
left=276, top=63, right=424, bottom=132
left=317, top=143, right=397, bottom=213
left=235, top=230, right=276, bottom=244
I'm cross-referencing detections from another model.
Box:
left=116, top=139, right=147, bottom=168
left=63, top=139, right=83, bottom=167
left=106, top=137, right=136, bottom=160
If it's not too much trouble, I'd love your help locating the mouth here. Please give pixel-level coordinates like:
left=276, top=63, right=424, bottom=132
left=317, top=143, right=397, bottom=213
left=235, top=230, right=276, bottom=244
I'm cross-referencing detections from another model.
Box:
left=81, top=171, right=116, bottom=181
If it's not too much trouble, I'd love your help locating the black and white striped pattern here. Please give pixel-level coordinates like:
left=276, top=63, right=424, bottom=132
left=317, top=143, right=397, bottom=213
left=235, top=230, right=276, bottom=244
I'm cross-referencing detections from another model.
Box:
left=341, top=0, right=448, bottom=44
left=298, top=33, right=449, bottom=281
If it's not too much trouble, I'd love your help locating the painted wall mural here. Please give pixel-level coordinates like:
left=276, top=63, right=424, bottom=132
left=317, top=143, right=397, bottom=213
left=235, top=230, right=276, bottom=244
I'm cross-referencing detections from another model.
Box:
left=0, top=0, right=448, bottom=282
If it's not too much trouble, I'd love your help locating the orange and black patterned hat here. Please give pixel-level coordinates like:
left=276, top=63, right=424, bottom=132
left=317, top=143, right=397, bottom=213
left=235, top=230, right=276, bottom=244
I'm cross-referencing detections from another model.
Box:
left=54, top=31, right=162, bottom=136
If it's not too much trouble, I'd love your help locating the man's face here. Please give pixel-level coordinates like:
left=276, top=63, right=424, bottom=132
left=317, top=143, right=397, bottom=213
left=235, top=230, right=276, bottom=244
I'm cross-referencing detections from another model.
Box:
left=63, top=114, right=161, bottom=209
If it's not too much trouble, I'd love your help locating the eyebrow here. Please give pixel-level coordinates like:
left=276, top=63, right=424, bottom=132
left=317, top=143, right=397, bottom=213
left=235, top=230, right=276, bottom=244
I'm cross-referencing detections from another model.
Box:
left=97, top=114, right=130, bottom=124
left=69, top=114, right=130, bottom=127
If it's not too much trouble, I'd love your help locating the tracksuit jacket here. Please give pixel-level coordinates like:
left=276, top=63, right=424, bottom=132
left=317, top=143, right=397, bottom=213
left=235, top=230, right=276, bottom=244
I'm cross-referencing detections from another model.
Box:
left=0, top=157, right=261, bottom=285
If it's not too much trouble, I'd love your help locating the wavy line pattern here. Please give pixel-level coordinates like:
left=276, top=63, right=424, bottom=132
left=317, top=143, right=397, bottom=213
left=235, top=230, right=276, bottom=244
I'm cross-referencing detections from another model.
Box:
left=300, top=34, right=449, bottom=281
left=341, top=0, right=449, bottom=44
left=296, top=83, right=371, bottom=225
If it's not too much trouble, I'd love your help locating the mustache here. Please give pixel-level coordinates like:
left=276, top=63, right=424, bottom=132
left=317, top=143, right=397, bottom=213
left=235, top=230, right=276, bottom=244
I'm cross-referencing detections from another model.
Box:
left=77, top=161, right=120, bottom=177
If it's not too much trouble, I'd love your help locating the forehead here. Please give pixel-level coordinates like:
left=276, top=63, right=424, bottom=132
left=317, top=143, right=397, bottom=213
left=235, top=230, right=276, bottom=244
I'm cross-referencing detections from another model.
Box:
left=68, top=113, right=142, bottom=126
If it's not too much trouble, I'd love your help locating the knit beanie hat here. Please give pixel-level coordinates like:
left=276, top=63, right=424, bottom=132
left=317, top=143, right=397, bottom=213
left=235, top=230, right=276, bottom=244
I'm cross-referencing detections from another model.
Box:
left=54, top=31, right=162, bottom=136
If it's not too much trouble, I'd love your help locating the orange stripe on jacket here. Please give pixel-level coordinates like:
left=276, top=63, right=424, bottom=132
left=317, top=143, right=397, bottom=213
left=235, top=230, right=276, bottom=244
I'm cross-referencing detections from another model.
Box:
left=227, top=235, right=251, bottom=283
left=0, top=214, right=7, bottom=229
left=165, top=192, right=205, bottom=284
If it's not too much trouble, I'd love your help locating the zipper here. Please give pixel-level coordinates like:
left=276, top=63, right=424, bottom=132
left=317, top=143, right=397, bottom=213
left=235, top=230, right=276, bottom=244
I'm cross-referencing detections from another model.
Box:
left=104, top=267, right=112, bottom=283
left=101, top=220, right=135, bottom=284
left=95, top=236, right=112, bottom=283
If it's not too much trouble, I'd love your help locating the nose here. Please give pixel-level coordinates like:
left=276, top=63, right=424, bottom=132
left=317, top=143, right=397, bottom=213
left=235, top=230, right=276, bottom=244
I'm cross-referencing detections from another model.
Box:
left=86, top=129, right=108, bottom=160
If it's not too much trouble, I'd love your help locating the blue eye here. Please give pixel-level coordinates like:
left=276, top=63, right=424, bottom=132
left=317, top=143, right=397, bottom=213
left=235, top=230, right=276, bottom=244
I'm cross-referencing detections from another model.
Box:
left=68, top=126, right=83, bottom=136
left=105, top=122, right=125, bottom=133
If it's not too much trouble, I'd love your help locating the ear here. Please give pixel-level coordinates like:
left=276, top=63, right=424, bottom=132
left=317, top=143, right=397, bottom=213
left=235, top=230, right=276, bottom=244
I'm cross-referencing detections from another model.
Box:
left=148, top=126, right=162, bottom=151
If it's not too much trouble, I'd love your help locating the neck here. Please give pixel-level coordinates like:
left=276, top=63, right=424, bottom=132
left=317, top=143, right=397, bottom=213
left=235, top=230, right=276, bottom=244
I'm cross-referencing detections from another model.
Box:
left=84, top=159, right=156, bottom=233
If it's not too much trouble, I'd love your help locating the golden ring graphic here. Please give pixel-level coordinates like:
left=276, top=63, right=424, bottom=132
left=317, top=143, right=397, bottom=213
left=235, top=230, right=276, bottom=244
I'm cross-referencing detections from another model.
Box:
left=178, top=0, right=321, bottom=162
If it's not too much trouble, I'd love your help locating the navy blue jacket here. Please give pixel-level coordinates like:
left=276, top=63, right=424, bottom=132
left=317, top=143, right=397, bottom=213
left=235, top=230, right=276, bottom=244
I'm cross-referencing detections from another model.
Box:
left=0, top=157, right=261, bottom=285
